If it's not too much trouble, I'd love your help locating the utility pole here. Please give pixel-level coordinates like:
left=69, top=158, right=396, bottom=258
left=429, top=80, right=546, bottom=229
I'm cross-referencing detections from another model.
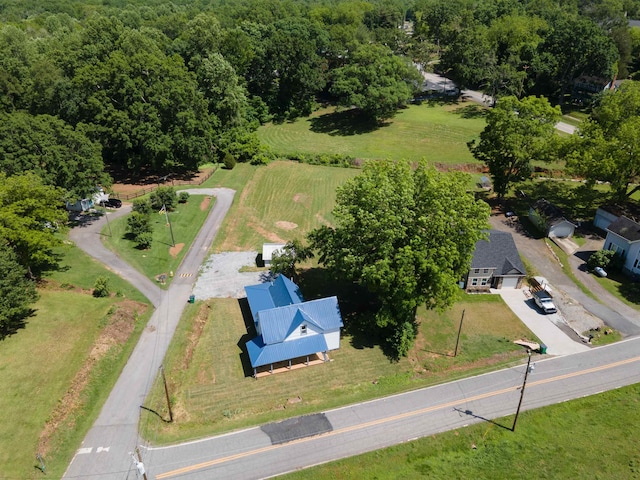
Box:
left=161, top=365, right=174, bottom=422
left=103, top=206, right=112, bottom=237
left=512, top=349, right=533, bottom=431
left=163, top=204, right=176, bottom=247
left=454, top=309, right=465, bottom=357
left=130, top=448, right=148, bottom=480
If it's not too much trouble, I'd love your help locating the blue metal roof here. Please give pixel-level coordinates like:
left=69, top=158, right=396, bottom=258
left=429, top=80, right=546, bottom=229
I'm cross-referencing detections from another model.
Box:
left=258, top=297, right=342, bottom=345
left=247, top=334, right=329, bottom=368
left=244, top=275, right=304, bottom=322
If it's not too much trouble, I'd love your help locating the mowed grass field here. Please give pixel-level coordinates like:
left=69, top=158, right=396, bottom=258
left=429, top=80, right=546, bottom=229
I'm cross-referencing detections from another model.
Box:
left=280, top=382, right=640, bottom=480
left=0, top=246, right=151, bottom=478
left=141, top=294, right=534, bottom=445
left=211, top=161, right=360, bottom=251
left=258, top=103, right=486, bottom=164
left=101, top=194, right=214, bottom=287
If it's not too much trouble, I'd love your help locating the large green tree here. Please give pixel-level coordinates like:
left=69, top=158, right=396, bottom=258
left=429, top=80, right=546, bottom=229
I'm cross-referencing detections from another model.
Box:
left=330, top=43, right=421, bottom=121
left=0, top=111, right=108, bottom=199
left=309, top=159, right=490, bottom=358
left=468, top=95, right=561, bottom=198
left=0, top=245, right=38, bottom=341
left=565, top=81, right=640, bottom=200
left=0, top=172, right=68, bottom=278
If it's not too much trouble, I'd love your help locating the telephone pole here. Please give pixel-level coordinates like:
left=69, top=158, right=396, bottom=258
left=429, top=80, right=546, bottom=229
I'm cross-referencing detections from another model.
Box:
left=453, top=309, right=465, bottom=357
left=161, top=365, right=174, bottom=423
left=512, top=349, right=533, bottom=431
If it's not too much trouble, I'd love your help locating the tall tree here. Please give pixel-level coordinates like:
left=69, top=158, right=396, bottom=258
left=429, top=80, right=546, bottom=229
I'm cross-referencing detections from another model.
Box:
left=269, top=240, right=314, bottom=282
left=0, top=246, right=38, bottom=341
left=565, top=81, right=640, bottom=199
left=0, top=172, right=68, bottom=278
left=0, top=111, right=108, bottom=199
left=468, top=95, right=561, bottom=198
left=330, top=43, right=421, bottom=121
left=309, top=159, right=489, bottom=358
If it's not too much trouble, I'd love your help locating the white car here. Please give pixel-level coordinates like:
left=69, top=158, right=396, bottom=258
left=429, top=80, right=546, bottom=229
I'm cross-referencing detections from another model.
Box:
left=594, top=267, right=607, bottom=277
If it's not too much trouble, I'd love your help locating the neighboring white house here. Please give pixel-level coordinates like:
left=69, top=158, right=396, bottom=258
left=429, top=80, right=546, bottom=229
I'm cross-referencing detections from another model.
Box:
left=594, top=203, right=640, bottom=231
left=244, top=275, right=343, bottom=377
left=604, top=216, right=640, bottom=275
left=529, top=199, right=576, bottom=238
left=66, top=187, right=110, bottom=212
left=262, top=243, right=286, bottom=266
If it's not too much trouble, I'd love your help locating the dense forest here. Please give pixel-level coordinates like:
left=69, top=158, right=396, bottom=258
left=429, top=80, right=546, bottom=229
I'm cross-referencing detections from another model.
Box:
left=1, top=0, right=639, bottom=197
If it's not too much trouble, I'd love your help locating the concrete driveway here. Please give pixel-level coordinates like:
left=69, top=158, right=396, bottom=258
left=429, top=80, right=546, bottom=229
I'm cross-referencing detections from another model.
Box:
left=498, top=289, right=591, bottom=355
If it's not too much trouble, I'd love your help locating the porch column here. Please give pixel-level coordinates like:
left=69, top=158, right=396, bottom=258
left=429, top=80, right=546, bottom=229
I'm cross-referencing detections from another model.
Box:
left=288, top=359, right=292, bottom=369
left=306, top=355, right=309, bottom=365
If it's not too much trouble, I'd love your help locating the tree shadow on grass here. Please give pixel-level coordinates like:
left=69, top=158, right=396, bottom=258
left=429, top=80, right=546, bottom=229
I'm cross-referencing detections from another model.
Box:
left=452, top=104, right=487, bottom=118
left=308, top=109, right=388, bottom=136
left=297, top=267, right=385, bottom=352
left=518, top=181, right=611, bottom=221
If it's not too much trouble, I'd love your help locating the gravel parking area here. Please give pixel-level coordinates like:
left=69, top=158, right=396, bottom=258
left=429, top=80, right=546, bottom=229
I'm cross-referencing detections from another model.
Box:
left=192, top=251, right=273, bottom=300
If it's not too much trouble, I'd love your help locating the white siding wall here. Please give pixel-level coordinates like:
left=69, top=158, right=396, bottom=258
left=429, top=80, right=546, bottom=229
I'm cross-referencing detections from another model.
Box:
left=594, top=209, right=618, bottom=231
left=549, top=221, right=575, bottom=238
left=284, top=323, right=321, bottom=342
left=324, top=330, right=341, bottom=350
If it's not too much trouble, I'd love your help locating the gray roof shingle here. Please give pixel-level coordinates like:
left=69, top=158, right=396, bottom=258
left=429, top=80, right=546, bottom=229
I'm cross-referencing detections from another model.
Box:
left=471, top=230, right=526, bottom=276
left=607, top=216, right=640, bottom=242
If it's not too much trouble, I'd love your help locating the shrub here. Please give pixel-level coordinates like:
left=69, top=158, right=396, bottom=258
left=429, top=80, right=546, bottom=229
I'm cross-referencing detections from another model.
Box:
left=132, top=198, right=152, bottom=215
left=223, top=151, right=236, bottom=170
left=587, top=249, right=622, bottom=271
left=150, top=186, right=177, bottom=211
left=136, top=231, right=153, bottom=249
left=178, top=191, right=190, bottom=203
left=93, top=276, right=110, bottom=297
left=126, top=211, right=152, bottom=238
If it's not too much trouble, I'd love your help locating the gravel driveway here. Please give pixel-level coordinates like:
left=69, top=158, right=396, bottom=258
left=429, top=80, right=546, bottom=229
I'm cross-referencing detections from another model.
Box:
left=191, top=251, right=273, bottom=299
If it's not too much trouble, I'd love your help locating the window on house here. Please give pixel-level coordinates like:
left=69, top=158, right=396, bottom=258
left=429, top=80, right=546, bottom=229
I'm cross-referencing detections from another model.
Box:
left=635, top=257, right=640, bottom=269
left=480, top=277, right=489, bottom=286
left=483, top=268, right=489, bottom=274
left=300, top=325, right=307, bottom=335
left=473, top=269, right=480, bottom=274
left=471, top=278, right=479, bottom=286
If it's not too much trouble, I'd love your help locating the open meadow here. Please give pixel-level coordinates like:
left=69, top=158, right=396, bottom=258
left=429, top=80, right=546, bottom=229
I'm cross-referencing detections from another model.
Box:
left=0, top=246, right=151, bottom=478
left=258, top=103, right=487, bottom=165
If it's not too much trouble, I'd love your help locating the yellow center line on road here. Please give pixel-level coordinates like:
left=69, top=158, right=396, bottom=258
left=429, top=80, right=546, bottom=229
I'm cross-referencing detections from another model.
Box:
left=156, top=355, right=640, bottom=479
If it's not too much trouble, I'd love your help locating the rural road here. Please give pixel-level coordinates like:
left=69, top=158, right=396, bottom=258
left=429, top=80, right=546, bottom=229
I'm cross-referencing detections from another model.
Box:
left=63, top=188, right=235, bottom=480
left=419, top=70, right=577, bottom=134
left=143, top=337, right=640, bottom=479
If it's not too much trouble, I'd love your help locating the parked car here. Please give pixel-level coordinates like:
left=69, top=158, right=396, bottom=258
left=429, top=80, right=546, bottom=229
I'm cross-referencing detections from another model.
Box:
left=99, top=198, right=122, bottom=208
left=594, top=266, right=607, bottom=277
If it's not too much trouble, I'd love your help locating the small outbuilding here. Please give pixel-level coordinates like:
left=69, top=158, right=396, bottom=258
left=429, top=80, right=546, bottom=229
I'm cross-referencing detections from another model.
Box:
left=529, top=199, right=576, bottom=239
left=244, top=275, right=343, bottom=377
left=465, top=230, right=526, bottom=291
left=262, top=243, right=286, bottom=267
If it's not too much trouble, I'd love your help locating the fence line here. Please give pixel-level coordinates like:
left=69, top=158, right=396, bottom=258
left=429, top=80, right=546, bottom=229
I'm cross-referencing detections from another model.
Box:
left=113, top=167, right=218, bottom=201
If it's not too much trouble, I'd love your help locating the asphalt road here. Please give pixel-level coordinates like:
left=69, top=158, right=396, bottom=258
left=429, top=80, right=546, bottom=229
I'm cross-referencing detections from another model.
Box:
left=63, top=188, right=235, bottom=480
left=144, top=337, right=640, bottom=480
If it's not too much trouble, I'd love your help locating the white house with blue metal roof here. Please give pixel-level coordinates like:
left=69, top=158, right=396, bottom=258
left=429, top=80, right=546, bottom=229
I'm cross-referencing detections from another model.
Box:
left=244, top=275, right=343, bottom=377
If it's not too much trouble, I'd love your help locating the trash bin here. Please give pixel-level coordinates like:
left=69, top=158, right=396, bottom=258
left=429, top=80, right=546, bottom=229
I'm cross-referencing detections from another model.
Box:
left=188, top=294, right=195, bottom=304
left=539, top=343, right=547, bottom=354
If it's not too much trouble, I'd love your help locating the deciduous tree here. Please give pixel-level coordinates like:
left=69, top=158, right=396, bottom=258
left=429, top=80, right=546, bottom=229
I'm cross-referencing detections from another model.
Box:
left=309, top=159, right=489, bottom=358
left=468, top=95, right=561, bottom=198
left=0, top=246, right=38, bottom=341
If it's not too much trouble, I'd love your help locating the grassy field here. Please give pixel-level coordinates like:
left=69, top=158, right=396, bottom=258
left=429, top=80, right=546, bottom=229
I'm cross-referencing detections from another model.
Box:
left=0, top=246, right=151, bottom=479
left=258, top=103, right=487, bottom=164
left=211, top=161, right=360, bottom=251
left=140, top=294, right=535, bottom=445
left=101, top=195, right=214, bottom=287
left=279, top=382, right=640, bottom=480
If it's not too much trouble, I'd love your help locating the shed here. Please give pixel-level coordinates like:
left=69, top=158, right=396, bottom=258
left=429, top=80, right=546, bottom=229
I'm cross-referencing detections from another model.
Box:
left=529, top=199, right=576, bottom=238
left=262, top=243, right=286, bottom=267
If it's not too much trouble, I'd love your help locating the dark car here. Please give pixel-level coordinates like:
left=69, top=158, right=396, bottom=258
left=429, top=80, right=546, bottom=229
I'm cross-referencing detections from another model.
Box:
left=100, top=198, right=122, bottom=208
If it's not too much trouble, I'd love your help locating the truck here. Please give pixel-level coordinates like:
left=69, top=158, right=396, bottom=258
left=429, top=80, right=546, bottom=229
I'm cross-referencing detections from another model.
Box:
left=533, top=290, right=557, bottom=314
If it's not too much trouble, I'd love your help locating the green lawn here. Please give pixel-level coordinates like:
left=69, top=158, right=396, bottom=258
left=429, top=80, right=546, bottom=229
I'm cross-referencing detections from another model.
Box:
left=211, top=161, right=360, bottom=251
left=0, top=246, right=151, bottom=479
left=280, top=383, right=640, bottom=480
left=140, top=293, right=535, bottom=445
left=258, top=103, right=487, bottom=164
left=101, top=196, right=214, bottom=287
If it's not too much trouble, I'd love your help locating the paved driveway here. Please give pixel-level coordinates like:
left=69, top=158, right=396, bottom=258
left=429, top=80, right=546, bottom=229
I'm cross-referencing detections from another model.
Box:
left=498, top=289, right=591, bottom=355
